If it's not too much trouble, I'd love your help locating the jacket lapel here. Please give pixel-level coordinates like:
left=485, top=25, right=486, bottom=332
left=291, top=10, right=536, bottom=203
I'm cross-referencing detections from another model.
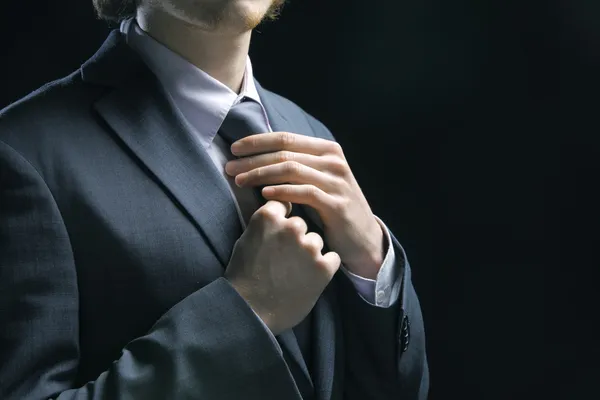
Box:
left=257, top=81, right=339, bottom=400
left=81, top=32, right=339, bottom=398
left=82, top=31, right=242, bottom=267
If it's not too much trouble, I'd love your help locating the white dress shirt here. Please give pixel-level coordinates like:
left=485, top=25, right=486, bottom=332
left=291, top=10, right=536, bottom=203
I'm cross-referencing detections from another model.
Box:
left=120, top=18, right=403, bottom=308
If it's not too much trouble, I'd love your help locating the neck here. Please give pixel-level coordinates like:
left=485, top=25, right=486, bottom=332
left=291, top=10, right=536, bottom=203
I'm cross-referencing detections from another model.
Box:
left=136, top=7, right=251, bottom=93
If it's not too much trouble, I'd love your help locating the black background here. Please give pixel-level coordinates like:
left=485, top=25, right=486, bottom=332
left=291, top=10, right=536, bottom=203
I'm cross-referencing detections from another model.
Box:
left=2, top=0, right=599, bottom=398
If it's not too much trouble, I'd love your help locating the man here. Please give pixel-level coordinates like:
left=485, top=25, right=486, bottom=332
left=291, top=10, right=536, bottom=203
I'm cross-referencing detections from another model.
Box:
left=0, top=0, right=428, bottom=398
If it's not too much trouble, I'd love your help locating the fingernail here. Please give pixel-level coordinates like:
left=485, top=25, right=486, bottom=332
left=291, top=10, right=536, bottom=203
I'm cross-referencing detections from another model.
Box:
left=225, top=161, right=236, bottom=175
left=231, top=142, right=242, bottom=154
left=235, top=174, right=247, bottom=187
left=262, top=187, right=275, bottom=196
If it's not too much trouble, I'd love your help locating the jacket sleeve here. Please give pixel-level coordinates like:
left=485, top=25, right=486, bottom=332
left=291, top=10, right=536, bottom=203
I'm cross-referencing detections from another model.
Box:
left=305, top=114, right=430, bottom=400
left=0, top=139, right=302, bottom=400
left=336, top=234, right=429, bottom=400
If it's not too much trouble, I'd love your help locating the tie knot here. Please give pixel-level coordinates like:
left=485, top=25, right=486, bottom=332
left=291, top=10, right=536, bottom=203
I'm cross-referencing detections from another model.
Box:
left=219, top=98, right=270, bottom=145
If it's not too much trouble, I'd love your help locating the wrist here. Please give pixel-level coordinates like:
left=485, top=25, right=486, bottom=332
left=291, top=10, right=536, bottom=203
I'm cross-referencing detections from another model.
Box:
left=343, top=222, right=387, bottom=279
left=229, top=279, right=280, bottom=334
left=344, top=256, right=383, bottom=280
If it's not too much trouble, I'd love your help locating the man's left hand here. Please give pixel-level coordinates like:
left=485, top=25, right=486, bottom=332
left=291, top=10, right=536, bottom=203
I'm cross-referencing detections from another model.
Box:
left=225, top=132, right=385, bottom=280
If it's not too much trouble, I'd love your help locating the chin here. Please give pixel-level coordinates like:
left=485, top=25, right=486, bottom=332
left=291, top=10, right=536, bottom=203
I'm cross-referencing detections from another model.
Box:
left=173, top=0, right=272, bottom=32
left=225, top=0, right=276, bottom=30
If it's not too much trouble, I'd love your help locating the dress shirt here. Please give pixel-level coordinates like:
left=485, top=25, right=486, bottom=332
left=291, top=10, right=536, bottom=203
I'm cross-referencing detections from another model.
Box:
left=120, top=18, right=403, bottom=308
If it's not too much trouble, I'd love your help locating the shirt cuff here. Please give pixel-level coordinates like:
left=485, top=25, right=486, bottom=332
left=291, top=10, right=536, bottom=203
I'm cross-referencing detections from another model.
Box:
left=341, top=216, right=405, bottom=308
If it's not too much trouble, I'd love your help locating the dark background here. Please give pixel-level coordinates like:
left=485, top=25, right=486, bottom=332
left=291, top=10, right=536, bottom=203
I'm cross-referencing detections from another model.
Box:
left=2, top=0, right=599, bottom=398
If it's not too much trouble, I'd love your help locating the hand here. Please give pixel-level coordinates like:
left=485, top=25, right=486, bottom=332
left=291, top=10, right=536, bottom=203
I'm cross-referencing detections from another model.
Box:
left=224, top=200, right=341, bottom=335
left=225, top=132, right=385, bottom=279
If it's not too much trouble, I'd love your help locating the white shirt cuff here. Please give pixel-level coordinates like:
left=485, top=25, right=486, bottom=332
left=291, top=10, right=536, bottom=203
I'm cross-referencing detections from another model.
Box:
left=341, top=216, right=405, bottom=308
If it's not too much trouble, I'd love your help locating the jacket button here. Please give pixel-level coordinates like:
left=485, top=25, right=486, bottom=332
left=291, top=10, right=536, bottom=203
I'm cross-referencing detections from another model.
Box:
left=400, top=315, right=410, bottom=353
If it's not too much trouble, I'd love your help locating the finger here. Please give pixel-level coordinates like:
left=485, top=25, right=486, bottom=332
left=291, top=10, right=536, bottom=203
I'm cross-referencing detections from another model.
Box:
left=261, top=184, right=335, bottom=214
left=303, top=232, right=324, bottom=255
left=286, top=216, right=308, bottom=235
left=231, top=132, right=341, bottom=157
left=236, top=161, right=340, bottom=191
left=319, top=251, right=342, bottom=278
left=226, top=151, right=331, bottom=176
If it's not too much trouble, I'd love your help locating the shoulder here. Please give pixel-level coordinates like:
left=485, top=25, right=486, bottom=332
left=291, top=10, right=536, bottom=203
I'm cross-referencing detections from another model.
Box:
left=0, top=69, right=105, bottom=155
left=259, top=86, right=337, bottom=142
left=0, top=69, right=104, bottom=128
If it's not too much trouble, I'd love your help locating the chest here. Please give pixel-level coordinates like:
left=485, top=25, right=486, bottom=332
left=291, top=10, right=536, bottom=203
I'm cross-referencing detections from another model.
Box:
left=50, top=147, right=228, bottom=375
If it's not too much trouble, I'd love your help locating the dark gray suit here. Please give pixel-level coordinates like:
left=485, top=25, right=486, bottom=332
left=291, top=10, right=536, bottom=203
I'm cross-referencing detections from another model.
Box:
left=0, top=31, right=429, bottom=399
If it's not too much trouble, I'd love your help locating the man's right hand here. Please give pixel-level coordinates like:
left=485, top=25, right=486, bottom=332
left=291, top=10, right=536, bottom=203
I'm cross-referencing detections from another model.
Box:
left=225, top=200, right=341, bottom=335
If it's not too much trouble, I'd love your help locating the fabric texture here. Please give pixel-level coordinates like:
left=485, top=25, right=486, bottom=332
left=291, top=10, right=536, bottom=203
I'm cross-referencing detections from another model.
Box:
left=0, top=29, right=429, bottom=400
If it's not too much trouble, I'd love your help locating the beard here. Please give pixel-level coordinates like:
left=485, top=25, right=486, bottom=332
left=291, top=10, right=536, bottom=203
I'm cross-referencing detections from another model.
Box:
left=156, top=0, right=286, bottom=32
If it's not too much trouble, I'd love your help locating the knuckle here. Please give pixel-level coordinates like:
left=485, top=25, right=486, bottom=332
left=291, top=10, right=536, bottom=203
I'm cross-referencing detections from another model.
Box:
left=330, top=177, right=349, bottom=192
left=327, top=156, right=349, bottom=175
left=284, top=216, right=307, bottom=235
left=253, top=206, right=279, bottom=223
left=284, top=161, right=302, bottom=175
left=315, top=256, right=337, bottom=273
left=327, top=141, right=344, bottom=155
left=306, top=185, right=320, bottom=199
left=277, top=151, right=293, bottom=163
left=304, top=233, right=324, bottom=252
left=280, top=185, right=295, bottom=195
left=279, top=132, right=296, bottom=147
left=331, top=196, right=350, bottom=215
left=249, top=135, right=260, bottom=149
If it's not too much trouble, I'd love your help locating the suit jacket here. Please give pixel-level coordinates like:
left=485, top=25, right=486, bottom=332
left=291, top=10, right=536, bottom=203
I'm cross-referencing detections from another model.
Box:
left=0, top=31, right=429, bottom=400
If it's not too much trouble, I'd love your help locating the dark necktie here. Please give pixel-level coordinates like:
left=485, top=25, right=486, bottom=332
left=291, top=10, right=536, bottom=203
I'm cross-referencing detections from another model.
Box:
left=219, top=98, right=270, bottom=205
left=218, top=98, right=315, bottom=397
left=219, top=97, right=268, bottom=143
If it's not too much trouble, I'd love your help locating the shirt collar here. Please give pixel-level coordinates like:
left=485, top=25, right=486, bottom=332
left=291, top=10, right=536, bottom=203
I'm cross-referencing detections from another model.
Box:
left=120, top=18, right=265, bottom=149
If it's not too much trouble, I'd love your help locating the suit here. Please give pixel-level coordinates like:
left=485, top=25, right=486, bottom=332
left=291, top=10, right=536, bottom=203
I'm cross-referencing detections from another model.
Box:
left=0, top=30, right=428, bottom=399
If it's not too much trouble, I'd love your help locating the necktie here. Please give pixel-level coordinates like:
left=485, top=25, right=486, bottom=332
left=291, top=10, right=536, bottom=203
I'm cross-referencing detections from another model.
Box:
left=219, top=98, right=270, bottom=205
left=218, top=98, right=315, bottom=397
left=219, top=98, right=268, bottom=143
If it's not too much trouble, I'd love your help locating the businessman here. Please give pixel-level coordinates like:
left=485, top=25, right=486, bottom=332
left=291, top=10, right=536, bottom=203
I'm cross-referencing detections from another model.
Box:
left=0, top=0, right=428, bottom=398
